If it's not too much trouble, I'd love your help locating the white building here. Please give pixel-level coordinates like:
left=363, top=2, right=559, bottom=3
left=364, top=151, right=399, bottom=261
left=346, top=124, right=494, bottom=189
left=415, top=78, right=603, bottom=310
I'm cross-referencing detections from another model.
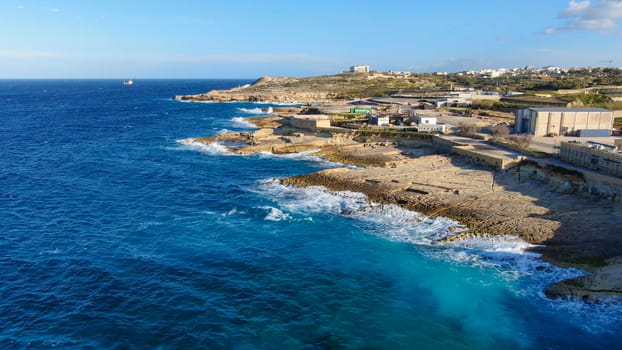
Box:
left=350, top=65, right=370, bottom=73
left=413, top=115, right=446, bottom=133
left=414, top=116, right=437, bottom=125
left=368, top=115, right=390, bottom=126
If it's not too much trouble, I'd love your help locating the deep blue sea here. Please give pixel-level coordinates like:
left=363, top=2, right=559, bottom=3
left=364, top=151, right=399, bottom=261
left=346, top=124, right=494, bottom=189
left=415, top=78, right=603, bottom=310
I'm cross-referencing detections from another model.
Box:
left=1, top=80, right=621, bottom=349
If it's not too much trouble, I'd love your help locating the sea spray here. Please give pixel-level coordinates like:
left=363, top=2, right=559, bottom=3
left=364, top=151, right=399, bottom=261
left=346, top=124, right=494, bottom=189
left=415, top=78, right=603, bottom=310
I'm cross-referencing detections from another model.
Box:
left=237, top=107, right=274, bottom=115
left=231, top=117, right=258, bottom=129
left=176, top=139, right=231, bottom=155
left=255, top=179, right=463, bottom=244
left=260, top=206, right=292, bottom=221
left=257, top=150, right=354, bottom=169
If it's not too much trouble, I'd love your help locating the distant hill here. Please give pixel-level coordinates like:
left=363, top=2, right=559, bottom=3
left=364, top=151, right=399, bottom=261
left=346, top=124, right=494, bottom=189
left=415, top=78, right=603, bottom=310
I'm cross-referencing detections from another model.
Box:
left=174, top=73, right=440, bottom=103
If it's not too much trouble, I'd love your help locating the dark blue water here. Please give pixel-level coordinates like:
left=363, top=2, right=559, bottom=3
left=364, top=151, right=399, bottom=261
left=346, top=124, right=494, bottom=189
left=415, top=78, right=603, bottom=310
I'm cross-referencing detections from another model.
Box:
left=1, top=80, right=621, bottom=349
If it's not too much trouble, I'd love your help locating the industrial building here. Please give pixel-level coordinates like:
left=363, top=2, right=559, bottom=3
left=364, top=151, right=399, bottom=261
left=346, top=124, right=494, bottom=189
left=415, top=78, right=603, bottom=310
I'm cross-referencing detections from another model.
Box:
left=515, top=108, right=614, bottom=137
left=559, top=141, right=622, bottom=178
left=434, top=93, right=472, bottom=108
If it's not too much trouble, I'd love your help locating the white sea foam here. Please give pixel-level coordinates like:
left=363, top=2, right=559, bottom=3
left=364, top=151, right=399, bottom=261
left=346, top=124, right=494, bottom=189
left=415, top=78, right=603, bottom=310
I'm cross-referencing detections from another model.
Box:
left=231, top=117, right=258, bottom=129
left=251, top=101, right=301, bottom=106
left=445, top=234, right=535, bottom=254
left=257, top=149, right=356, bottom=169
left=256, top=179, right=462, bottom=245
left=176, top=139, right=230, bottom=155
left=255, top=180, right=561, bottom=259
left=237, top=107, right=273, bottom=115
left=175, top=99, right=216, bottom=104
left=260, top=206, right=292, bottom=221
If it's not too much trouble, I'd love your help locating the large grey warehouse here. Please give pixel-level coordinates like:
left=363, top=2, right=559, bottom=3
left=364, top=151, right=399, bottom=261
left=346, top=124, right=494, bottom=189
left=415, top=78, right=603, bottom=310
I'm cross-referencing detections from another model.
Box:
left=515, top=107, right=614, bottom=137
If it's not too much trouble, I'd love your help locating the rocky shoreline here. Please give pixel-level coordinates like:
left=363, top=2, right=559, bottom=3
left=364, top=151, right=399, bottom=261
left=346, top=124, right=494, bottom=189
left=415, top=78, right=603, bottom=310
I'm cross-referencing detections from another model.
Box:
left=183, top=116, right=622, bottom=304
left=174, top=76, right=335, bottom=103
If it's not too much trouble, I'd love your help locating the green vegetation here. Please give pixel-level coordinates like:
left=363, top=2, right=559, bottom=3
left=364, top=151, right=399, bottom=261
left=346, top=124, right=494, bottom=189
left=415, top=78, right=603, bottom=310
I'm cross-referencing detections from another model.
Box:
left=605, top=102, right=622, bottom=110
left=241, top=68, right=622, bottom=110
left=557, top=92, right=612, bottom=105
left=352, top=129, right=434, bottom=141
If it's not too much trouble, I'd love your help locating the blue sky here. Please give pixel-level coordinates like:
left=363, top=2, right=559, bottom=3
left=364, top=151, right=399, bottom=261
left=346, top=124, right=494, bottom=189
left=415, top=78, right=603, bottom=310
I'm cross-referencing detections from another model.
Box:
left=1, top=0, right=622, bottom=78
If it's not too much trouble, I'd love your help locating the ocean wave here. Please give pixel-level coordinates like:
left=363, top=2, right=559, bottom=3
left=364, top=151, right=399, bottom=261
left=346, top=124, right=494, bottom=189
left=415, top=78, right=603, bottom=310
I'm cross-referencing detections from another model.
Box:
left=255, top=179, right=462, bottom=245
left=253, top=101, right=301, bottom=106
left=231, top=117, right=257, bottom=129
left=237, top=107, right=273, bottom=115
left=174, top=99, right=217, bottom=104
left=176, top=139, right=230, bottom=155
left=256, top=149, right=352, bottom=169
left=260, top=206, right=292, bottom=221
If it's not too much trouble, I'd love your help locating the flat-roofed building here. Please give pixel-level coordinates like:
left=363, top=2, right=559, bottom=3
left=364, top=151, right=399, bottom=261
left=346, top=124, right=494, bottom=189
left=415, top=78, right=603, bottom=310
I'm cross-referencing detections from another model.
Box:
left=289, top=115, right=331, bottom=130
left=350, top=65, right=370, bottom=73
left=515, top=107, right=613, bottom=137
left=559, top=141, right=622, bottom=178
left=368, top=115, right=390, bottom=126
left=412, top=115, right=445, bottom=133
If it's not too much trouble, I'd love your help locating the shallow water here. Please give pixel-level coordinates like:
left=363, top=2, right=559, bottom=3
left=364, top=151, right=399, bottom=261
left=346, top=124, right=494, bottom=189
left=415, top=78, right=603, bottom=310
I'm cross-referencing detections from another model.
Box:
left=1, top=80, right=620, bottom=348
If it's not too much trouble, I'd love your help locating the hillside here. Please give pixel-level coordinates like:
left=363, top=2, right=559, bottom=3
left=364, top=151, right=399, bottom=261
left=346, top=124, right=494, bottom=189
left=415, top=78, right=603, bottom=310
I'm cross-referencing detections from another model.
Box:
left=174, top=68, right=622, bottom=107
left=174, top=73, right=439, bottom=103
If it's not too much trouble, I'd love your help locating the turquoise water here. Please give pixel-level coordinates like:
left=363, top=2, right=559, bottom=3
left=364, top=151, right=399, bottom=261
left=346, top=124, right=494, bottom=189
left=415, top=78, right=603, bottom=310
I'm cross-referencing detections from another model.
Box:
left=1, top=80, right=620, bottom=349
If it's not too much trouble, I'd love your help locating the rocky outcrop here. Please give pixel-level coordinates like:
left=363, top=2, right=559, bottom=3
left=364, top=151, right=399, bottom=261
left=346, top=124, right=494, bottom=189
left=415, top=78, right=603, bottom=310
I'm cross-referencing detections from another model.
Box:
left=546, top=257, right=622, bottom=303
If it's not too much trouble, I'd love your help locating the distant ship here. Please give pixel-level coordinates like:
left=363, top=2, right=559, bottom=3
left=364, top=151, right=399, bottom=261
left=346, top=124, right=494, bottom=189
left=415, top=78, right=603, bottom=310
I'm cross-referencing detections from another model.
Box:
left=123, top=80, right=134, bottom=85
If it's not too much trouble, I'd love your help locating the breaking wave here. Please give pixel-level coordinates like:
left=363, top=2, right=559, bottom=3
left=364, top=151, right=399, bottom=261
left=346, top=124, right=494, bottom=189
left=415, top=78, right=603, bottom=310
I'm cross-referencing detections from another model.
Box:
left=238, top=107, right=273, bottom=115
left=176, top=139, right=230, bottom=155
left=174, top=99, right=216, bottom=104
left=260, top=206, right=292, bottom=221
left=255, top=179, right=463, bottom=245
left=257, top=149, right=353, bottom=169
left=231, top=117, right=257, bottom=129
left=252, top=101, right=301, bottom=106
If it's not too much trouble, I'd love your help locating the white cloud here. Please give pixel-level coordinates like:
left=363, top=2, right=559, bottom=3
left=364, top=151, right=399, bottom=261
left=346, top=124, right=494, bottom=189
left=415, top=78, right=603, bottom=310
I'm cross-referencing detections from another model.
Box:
left=548, top=0, right=622, bottom=33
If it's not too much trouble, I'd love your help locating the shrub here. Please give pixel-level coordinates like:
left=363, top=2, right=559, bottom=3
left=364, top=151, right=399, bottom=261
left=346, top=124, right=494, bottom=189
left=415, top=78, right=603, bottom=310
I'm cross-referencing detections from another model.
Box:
left=506, top=134, right=532, bottom=148
left=491, top=124, right=510, bottom=137
left=458, top=122, right=479, bottom=135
